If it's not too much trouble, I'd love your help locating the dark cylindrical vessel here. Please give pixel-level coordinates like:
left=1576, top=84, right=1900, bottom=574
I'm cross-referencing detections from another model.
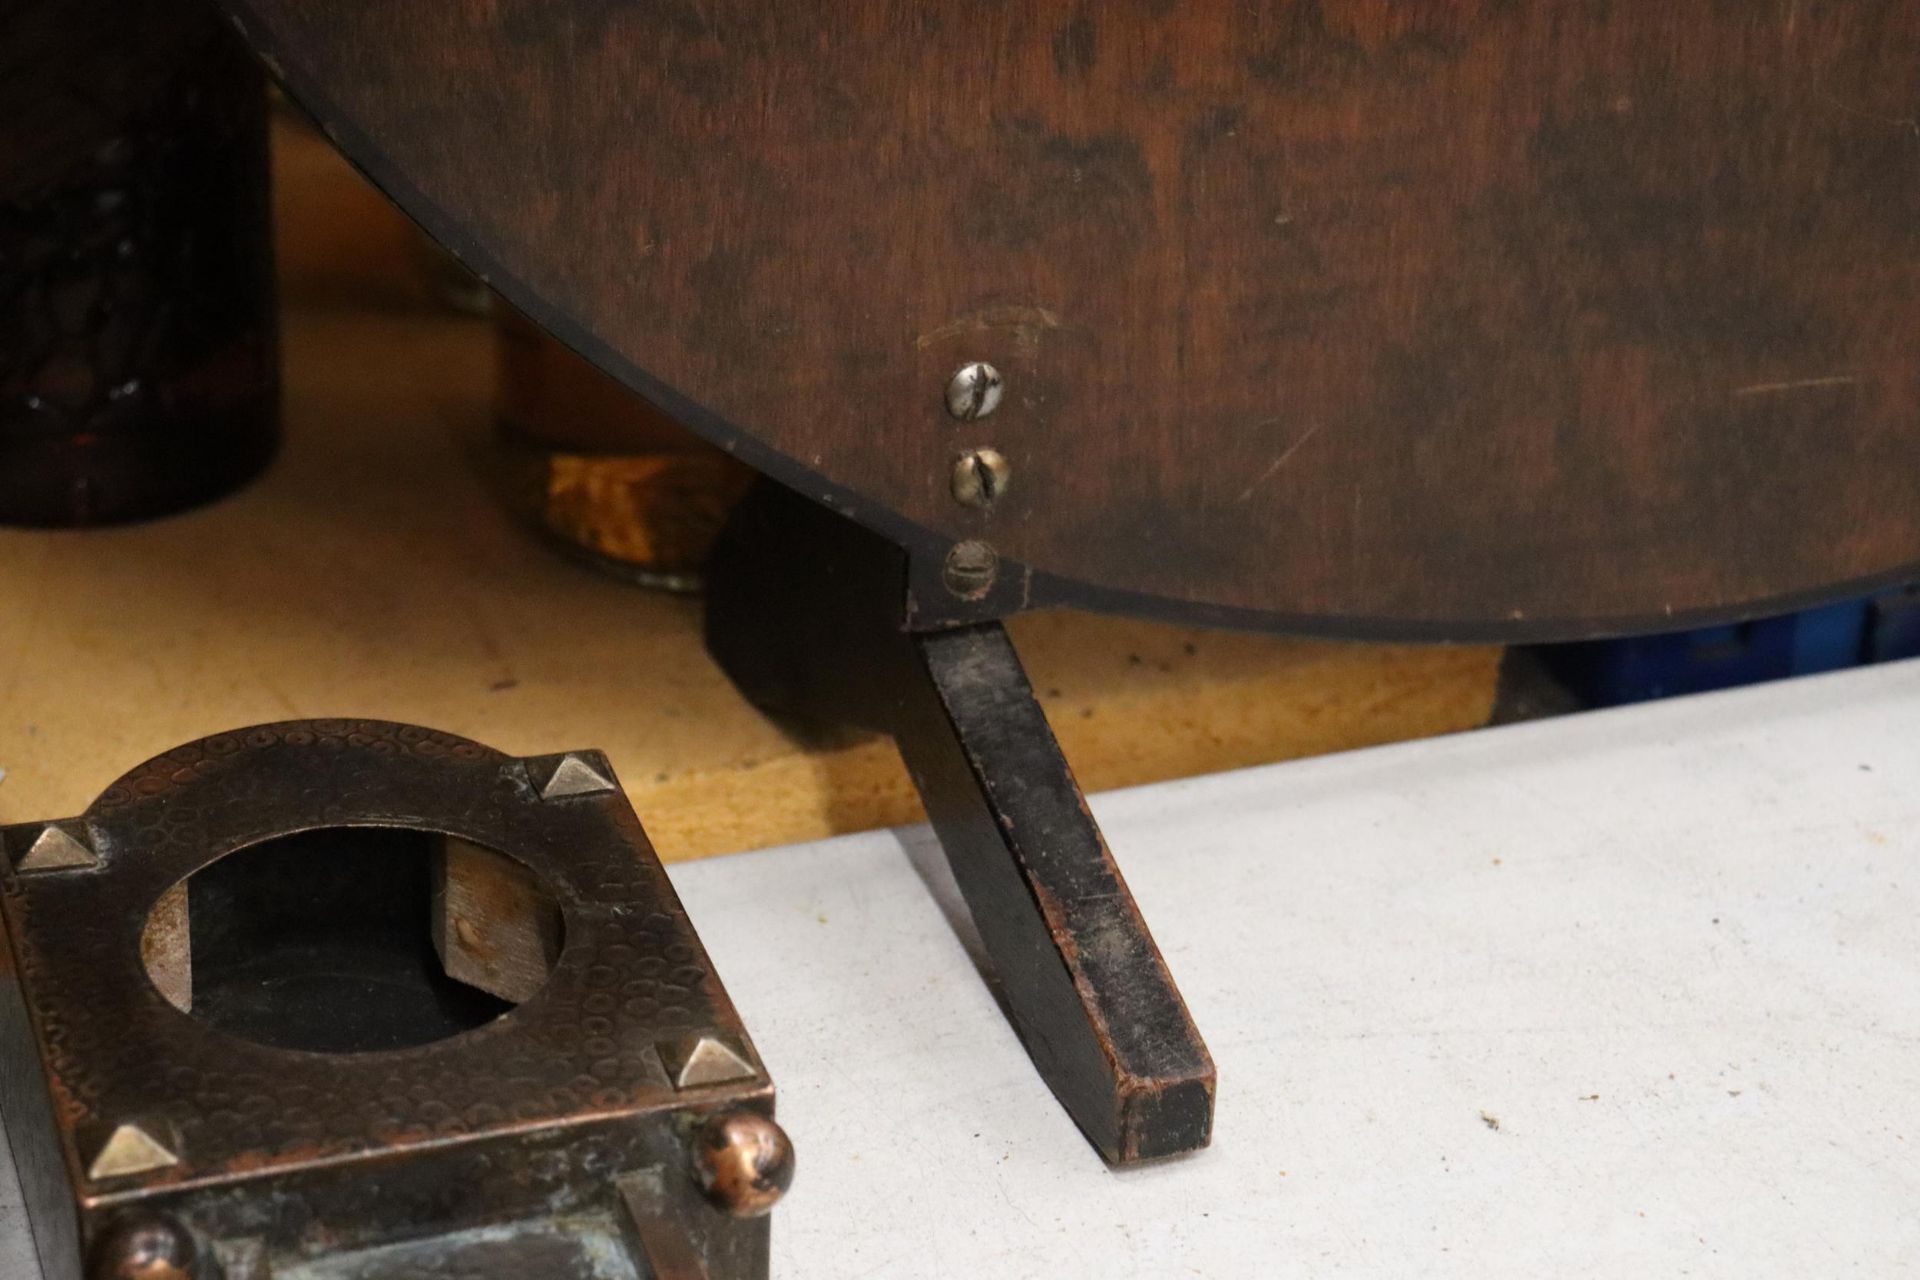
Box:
left=0, top=0, right=278, bottom=527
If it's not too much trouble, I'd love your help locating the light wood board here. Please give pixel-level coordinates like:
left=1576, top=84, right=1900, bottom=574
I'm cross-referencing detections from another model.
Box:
left=0, top=124, right=1499, bottom=861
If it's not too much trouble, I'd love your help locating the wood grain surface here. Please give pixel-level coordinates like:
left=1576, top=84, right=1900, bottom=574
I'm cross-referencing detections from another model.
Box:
left=221, top=0, right=1920, bottom=636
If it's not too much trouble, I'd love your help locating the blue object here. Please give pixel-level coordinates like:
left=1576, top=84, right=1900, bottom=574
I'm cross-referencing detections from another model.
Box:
left=1541, top=585, right=1920, bottom=707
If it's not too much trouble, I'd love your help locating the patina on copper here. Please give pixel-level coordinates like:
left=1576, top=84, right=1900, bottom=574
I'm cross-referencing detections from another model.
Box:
left=86, top=1215, right=195, bottom=1280
left=693, top=1111, right=796, bottom=1219
left=0, top=721, right=789, bottom=1280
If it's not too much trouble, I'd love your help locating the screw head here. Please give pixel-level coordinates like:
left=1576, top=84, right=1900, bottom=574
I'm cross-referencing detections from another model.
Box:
left=950, top=448, right=1011, bottom=509
left=945, top=362, right=1004, bottom=421
left=89, top=1216, right=196, bottom=1280
left=942, top=540, right=1000, bottom=600
left=692, top=1110, right=795, bottom=1218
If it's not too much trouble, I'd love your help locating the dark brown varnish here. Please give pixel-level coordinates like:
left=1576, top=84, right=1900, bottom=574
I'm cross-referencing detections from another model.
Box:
left=708, top=483, right=1214, bottom=1164
left=221, top=1, right=1920, bottom=637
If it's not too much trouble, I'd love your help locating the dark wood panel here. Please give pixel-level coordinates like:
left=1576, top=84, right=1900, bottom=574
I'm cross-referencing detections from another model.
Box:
left=219, top=0, right=1920, bottom=637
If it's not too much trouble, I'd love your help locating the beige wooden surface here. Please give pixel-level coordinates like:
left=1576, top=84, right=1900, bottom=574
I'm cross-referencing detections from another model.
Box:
left=0, top=124, right=1501, bottom=862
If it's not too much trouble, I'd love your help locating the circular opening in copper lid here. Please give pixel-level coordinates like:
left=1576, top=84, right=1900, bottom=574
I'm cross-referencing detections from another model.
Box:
left=141, top=825, right=564, bottom=1055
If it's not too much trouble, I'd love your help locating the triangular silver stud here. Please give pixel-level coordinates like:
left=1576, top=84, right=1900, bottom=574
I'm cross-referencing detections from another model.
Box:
left=659, top=1035, right=757, bottom=1089
left=18, top=825, right=98, bottom=873
left=87, top=1123, right=179, bottom=1181
left=538, top=752, right=617, bottom=799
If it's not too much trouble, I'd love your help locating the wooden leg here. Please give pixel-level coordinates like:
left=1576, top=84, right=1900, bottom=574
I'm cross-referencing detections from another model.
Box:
left=707, top=484, right=1214, bottom=1164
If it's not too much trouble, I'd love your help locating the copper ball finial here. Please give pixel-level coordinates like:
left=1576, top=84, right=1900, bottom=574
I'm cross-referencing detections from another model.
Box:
left=692, top=1109, right=795, bottom=1217
left=89, top=1216, right=197, bottom=1280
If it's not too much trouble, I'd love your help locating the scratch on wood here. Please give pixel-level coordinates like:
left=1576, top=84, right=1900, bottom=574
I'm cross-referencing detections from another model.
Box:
left=1819, top=95, right=1920, bottom=162
left=1235, top=422, right=1325, bottom=504
left=916, top=305, right=1065, bottom=357
left=1732, top=375, right=1858, bottom=398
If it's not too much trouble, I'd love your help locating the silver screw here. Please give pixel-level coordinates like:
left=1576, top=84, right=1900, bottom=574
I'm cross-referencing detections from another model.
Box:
left=950, top=448, right=1010, bottom=508
left=945, top=363, right=1004, bottom=421
left=943, top=541, right=999, bottom=599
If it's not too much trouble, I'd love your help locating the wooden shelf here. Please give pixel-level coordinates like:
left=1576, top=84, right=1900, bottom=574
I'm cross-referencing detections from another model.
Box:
left=0, top=124, right=1500, bottom=862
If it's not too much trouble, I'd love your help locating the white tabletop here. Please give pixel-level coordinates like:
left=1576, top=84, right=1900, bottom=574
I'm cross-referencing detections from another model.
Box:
left=7, top=661, right=1920, bottom=1276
